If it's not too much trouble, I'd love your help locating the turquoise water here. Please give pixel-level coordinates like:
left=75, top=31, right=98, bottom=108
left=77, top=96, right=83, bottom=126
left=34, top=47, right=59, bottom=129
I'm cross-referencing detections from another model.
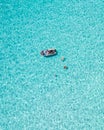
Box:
left=0, top=0, right=104, bottom=130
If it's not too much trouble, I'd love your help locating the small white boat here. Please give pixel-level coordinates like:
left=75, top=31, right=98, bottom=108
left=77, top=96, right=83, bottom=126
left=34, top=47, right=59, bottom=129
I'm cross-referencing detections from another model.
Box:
left=40, top=48, right=57, bottom=57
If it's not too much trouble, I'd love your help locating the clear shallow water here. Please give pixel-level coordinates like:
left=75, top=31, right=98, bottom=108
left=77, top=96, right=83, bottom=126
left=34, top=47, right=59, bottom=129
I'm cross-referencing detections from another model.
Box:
left=0, top=0, right=104, bottom=130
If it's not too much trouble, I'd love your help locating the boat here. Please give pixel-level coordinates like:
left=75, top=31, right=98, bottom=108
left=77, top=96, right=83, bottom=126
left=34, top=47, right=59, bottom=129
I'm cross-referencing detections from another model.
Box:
left=40, top=48, right=57, bottom=57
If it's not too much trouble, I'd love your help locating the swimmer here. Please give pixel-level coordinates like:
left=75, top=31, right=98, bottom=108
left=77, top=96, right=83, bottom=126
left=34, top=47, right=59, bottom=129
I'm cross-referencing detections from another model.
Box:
left=61, top=56, right=65, bottom=61
left=64, top=66, right=68, bottom=69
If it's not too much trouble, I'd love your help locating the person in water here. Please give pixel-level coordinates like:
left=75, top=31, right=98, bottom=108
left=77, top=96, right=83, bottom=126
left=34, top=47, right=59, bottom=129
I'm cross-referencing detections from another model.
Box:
left=64, top=66, right=68, bottom=69
left=61, top=56, right=65, bottom=61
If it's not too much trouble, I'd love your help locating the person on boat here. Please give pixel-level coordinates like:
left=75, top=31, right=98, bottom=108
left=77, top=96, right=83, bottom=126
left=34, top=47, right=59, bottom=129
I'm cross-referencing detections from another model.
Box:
left=47, top=50, right=54, bottom=54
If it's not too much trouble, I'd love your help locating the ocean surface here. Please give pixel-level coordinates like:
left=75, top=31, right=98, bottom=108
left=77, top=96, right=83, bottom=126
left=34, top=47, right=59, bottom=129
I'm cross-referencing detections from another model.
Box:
left=0, top=0, right=104, bottom=130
